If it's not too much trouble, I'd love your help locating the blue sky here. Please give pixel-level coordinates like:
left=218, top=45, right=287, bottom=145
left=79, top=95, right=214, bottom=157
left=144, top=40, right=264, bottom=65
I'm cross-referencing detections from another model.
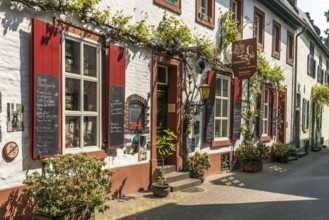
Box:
left=298, top=0, right=329, bottom=36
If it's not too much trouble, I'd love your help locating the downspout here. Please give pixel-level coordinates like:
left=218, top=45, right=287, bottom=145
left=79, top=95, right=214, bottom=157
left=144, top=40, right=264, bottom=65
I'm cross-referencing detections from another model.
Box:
left=292, top=24, right=308, bottom=145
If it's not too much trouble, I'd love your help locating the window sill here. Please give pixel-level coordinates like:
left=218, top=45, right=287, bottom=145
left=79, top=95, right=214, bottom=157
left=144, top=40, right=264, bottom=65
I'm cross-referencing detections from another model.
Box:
left=196, top=16, right=215, bottom=29
left=286, top=58, right=294, bottom=66
left=211, top=139, right=231, bottom=147
left=154, top=0, right=181, bottom=14
left=272, top=51, right=280, bottom=60
left=260, top=136, right=271, bottom=142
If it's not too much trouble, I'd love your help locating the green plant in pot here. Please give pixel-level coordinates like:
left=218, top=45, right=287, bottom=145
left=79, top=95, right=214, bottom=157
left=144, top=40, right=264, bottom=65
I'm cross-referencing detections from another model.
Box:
left=152, top=129, right=177, bottom=197
left=273, top=142, right=296, bottom=163
left=23, top=152, right=115, bottom=220
left=238, top=142, right=269, bottom=172
left=188, top=151, right=211, bottom=183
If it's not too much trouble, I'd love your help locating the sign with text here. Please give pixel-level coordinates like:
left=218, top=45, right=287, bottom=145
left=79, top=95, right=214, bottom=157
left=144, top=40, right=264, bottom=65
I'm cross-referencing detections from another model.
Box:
left=232, top=38, right=257, bottom=79
left=35, top=73, right=59, bottom=156
left=109, top=85, right=125, bottom=147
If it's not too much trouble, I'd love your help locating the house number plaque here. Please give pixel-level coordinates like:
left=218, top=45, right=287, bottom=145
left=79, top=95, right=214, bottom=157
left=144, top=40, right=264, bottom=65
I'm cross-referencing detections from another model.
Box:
left=3, top=142, right=19, bottom=161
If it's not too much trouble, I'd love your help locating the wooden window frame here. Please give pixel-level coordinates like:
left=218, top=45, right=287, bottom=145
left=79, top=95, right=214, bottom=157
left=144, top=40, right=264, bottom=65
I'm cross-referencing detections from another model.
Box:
left=62, top=33, right=102, bottom=153
left=286, top=31, right=294, bottom=66
left=254, top=7, right=265, bottom=50
left=214, top=75, right=231, bottom=142
left=196, top=0, right=215, bottom=29
left=260, top=86, right=273, bottom=142
left=154, top=0, right=182, bottom=14
left=271, top=20, right=281, bottom=59
left=230, top=0, right=243, bottom=38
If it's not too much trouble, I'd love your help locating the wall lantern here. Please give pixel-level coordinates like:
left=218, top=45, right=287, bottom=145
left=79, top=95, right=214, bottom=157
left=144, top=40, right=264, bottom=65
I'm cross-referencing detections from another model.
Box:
left=198, top=84, right=211, bottom=102
left=191, top=83, right=211, bottom=114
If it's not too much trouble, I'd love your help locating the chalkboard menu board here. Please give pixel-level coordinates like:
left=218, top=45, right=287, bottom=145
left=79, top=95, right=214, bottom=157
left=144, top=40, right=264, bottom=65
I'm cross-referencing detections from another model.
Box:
left=272, top=107, right=278, bottom=136
left=110, top=85, right=124, bottom=147
left=233, top=102, right=242, bottom=140
left=35, top=73, right=59, bottom=156
left=205, top=100, right=214, bottom=142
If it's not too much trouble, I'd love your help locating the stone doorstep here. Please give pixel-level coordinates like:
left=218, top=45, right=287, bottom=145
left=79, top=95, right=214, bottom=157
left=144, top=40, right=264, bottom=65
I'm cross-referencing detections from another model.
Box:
left=164, top=171, right=190, bottom=184
left=170, top=178, right=202, bottom=192
left=311, top=147, right=322, bottom=152
left=155, top=165, right=176, bottom=174
left=288, top=156, right=298, bottom=162
left=296, top=151, right=308, bottom=158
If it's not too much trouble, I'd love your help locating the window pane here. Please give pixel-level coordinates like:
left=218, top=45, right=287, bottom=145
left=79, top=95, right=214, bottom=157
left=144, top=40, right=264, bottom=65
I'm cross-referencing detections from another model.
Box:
left=164, top=0, right=177, bottom=6
left=223, top=79, right=228, bottom=97
left=222, top=100, right=228, bottom=117
left=264, top=105, right=268, bottom=118
left=65, top=40, right=80, bottom=74
left=84, top=81, right=97, bottom=112
left=129, top=103, right=143, bottom=128
left=263, top=121, right=268, bottom=134
left=215, top=119, right=221, bottom=138
left=83, top=116, right=97, bottom=147
left=65, top=78, right=80, bottom=111
left=216, top=98, right=221, bottom=117
left=232, top=2, right=237, bottom=20
left=222, top=120, right=228, bottom=137
left=65, top=116, right=80, bottom=148
left=216, top=78, right=221, bottom=96
left=157, top=66, right=167, bottom=84
left=265, top=90, right=269, bottom=104
left=84, top=45, right=97, bottom=77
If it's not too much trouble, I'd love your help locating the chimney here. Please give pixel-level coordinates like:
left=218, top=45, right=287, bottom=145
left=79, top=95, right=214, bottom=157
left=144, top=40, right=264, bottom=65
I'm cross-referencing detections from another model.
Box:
left=288, top=0, right=297, bottom=7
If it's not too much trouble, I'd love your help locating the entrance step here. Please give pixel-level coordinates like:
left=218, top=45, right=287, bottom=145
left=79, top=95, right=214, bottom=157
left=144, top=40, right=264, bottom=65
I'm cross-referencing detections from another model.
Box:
left=164, top=172, right=190, bottom=184
left=155, top=165, right=176, bottom=174
left=296, top=151, right=307, bottom=158
left=288, top=156, right=298, bottom=162
left=170, top=178, right=202, bottom=192
left=311, top=147, right=322, bottom=152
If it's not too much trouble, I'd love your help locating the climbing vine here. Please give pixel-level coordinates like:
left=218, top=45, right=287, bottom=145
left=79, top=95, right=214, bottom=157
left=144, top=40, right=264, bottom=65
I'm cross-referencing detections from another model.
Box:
left=240, top=51, right=285, bottom=145
left=311, top=84, right=329, bottom=118
left=11, top=0, right=240, bottom=169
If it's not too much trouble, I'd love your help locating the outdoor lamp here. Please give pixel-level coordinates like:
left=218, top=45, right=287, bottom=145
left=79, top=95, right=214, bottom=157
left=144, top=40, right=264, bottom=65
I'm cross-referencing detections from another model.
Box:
left=191, top=83, right=211, bottom=114
left=198, top=84, right=211, bottom=102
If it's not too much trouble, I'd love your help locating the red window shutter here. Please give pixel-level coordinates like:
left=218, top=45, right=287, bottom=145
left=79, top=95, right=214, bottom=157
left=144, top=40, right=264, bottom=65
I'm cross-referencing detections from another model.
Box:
left=271, top=89, right=278, bottom=137
left=205, top=70, right=216, bottom=143
left=231, top=77, right=242, bottom=140
left=32, top=18, right=61, bottom=159
left=108, top=44, right=126, bottom=150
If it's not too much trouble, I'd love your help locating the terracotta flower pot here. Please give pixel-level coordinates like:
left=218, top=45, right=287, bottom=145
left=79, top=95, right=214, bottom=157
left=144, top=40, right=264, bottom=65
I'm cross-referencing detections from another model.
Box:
left=152, top=183, right=171, bottom=197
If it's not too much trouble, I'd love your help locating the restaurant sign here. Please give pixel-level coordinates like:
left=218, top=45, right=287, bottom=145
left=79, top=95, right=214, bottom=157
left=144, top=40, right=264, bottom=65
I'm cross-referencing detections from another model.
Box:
left=232, top=38, right=257, bottom=79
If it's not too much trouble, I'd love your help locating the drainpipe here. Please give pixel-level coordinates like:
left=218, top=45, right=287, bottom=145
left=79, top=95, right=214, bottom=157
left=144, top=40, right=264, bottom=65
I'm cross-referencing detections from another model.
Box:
left=292, top=24, right=308, bottom=146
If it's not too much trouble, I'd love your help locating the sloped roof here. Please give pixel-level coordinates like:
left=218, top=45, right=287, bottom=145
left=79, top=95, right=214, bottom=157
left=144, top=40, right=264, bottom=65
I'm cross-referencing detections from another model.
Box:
left=275, top=0, right=329, bottom=55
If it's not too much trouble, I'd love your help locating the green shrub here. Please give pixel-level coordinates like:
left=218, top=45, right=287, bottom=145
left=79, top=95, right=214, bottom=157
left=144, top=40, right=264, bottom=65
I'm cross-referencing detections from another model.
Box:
left=23, top=152, right=115, bottom=217
left=238, top=143, right=269, bottom=161
left=273, top=142, right=296, bottom=157
left=188, top=152, right=211, bottom=176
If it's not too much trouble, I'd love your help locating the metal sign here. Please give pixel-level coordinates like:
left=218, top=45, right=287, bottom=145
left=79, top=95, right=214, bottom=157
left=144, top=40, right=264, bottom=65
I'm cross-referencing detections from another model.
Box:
left=232, top=38, right=257, bottom=79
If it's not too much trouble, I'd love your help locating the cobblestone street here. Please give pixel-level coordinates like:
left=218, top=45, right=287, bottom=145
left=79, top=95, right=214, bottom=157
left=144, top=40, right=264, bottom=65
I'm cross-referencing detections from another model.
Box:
left=98, top=149, right=329, bottom=220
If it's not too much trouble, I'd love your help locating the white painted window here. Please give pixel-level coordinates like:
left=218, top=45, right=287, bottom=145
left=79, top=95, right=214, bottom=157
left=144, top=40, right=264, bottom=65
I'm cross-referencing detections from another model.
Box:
left=262, top=89, right=270, bottom=135
left=215, top=76, right=231, bottom=139
left=200, top=0, right=208, bottom=14
left=63, top=34, right=101, bottom=151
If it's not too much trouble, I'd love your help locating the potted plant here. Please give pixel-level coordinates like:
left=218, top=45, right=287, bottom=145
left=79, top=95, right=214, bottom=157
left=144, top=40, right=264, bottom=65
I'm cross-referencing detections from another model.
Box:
left=237, top=142, right=269, bottom=172
left=273, top=142, right=296, bottom=163
left=188, top=151, right=211, bottom=183
left=152, top=129, right=177, bottom=197
left=23, top=152, right=115, bottom=220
